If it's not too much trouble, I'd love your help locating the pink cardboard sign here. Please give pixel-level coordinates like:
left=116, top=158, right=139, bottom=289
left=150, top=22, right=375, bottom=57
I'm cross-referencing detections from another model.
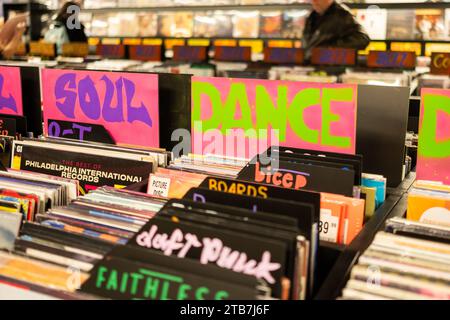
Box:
left=192, top=77, right=357, bottom=159
left=0, top=66, right=23, bottom=116
left=42, top=68, right=159, bottom=148
left=417, top=88, right=450, bottom=185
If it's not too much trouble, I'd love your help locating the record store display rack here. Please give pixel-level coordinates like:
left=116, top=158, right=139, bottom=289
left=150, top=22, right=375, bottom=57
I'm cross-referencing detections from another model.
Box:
left=0, top=3, right=448, bottom=301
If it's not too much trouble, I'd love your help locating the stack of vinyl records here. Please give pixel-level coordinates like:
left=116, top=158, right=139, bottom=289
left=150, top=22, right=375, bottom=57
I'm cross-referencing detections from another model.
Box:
left=340, top=217, right=450, bottom=300
left=169, top=154, right=247, bottom=178
left=0, top=184, right=169, bottom=299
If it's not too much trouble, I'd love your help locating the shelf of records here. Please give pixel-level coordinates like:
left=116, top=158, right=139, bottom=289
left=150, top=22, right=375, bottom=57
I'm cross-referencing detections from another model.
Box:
left=0, top=63, right=446, bottom=300
left=72, top=7, right=450, bottom=41
left=39, top=0, right=450, bottom=11
left=4, top=44, right=449, bottom=92
left=7, top=2, right=450, bottom=41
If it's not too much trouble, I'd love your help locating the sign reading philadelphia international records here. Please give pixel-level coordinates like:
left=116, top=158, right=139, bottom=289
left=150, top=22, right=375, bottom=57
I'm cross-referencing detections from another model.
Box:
left=41, top=68, right=159, bottom=148
left=191, top=76, right=358, bottom=159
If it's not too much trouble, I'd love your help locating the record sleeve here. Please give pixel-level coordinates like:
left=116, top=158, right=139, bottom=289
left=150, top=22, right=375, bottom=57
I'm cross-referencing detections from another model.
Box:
left=259, top=11, right=283, bottom=38
left=233, top=11, right=260, bottom=38
left=414, top=9, right=446, bottom=40
left=281, top=10, right=308, bottom=39
left=387, top=10, right=415, bottom=40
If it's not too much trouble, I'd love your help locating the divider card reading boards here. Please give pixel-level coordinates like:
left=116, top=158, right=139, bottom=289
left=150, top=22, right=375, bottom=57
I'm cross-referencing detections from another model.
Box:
left=192, top=77, right=357, bottom=159
left=0, top=66, right=23, bottom=116
left=417, top=88, right=450, bottom=185
left=41, top=69, right=159, bottom=148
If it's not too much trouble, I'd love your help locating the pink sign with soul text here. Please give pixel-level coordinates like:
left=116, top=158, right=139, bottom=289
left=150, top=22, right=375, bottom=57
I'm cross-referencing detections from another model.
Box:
left=192, top=76, right=357, bottom=159
left=42, top=68, right=159, bottom=148
left=417, top=88, right=450, bottom=185
left=0, top=66, right=23, bottom=116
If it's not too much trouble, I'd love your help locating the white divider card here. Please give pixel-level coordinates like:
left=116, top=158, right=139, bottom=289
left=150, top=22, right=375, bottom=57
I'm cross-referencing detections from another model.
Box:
left=147, top=175, right=171, bottom=198
left=41, top=68, right=160, bottom=148
left=319, top=209, right=339, bottom=243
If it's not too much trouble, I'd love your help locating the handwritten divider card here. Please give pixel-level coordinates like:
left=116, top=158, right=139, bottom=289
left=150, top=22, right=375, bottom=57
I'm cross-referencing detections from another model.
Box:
left=130, top=215, right=287, bottom=298
left=417, top=88, right=450, bottom=185
left=0, top=66, right=23, bottom=116
left=430, top=53, right=450, bottom=76
left=191, top=76, right=358, bottom=159
left=42, top=69, right=159, bottom=148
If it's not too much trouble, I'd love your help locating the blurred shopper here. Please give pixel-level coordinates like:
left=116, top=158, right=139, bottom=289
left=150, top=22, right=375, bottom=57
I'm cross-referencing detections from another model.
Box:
left=0, top=13, right=28, bottom=59
left=44, top=1, right=87, bottom=53
left=302, top=0, right=370, bottom=59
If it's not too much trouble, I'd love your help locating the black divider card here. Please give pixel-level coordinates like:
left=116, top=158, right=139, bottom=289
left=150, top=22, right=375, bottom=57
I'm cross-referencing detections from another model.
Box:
left=183, top=187, right=317, bottom=298
left=82, top=246, right=261, bottom=300
left=166, top=199, right=299, bottom=231
left=129, top=216, right=287, bottom=298
left=238, top=158, right=355, bottom=197
left=268, top=146, right=363, bottom=185
left=13, top=144, right=153, bottom=194
left=47, top=119, right=115, bottom=144
left=357, top=85, right=409, bottom=187
left=159, top=203, right=300, bottom=298
left=198, top=176, right=320, bottom=225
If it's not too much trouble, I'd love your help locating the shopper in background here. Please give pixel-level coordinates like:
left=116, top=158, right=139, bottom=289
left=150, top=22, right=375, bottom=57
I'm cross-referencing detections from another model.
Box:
left=0, top=13, right=28, bottom=59
left=44, top=1, right=87, bottom=54
left=302, top=0, right=370, bottom=60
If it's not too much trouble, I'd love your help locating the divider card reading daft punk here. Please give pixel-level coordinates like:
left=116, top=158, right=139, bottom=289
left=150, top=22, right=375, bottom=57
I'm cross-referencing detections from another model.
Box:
left=191, top=77, right=358, bottom=159
left=41, top=68, right=159, bottom=148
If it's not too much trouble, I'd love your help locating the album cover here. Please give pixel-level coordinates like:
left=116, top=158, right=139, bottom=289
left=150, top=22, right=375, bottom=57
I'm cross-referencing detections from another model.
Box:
left=158, top=12, right=194, bottom=38
left=356, top=9, right=388, bottom=40
left=233, top=11, right=260, bottom=38
left=281, top=10, right=309, bottom=39
left=387, top=10, right=415, bottom=40
left=414, top=9, right=446, bottom=40
left=259, top=11, right=283, bottom=38
left=193, top=12, right=218, bottom=38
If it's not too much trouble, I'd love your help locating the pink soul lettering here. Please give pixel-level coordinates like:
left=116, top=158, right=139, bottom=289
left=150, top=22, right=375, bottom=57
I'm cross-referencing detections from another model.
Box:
left=136, top=225, right=281, bottom=284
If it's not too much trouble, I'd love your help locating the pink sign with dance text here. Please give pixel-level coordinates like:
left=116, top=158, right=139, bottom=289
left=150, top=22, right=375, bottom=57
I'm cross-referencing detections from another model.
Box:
left=192, top=76, right=357, bottom=159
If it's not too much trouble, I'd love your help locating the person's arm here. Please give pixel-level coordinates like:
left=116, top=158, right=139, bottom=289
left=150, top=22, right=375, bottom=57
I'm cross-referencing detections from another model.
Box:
left=1, top=22, right=26, bottom=59
left=0, top=13, right=28, bottom=48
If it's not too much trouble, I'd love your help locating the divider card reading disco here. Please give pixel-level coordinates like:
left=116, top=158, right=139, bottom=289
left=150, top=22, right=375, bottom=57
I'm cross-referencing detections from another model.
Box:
left=0, top=66, right=23, bottom=116
left=41, top=68, right=159, bottom=148
left=191, top=77, right=357, bottom=159
left=417, top=88, right=450, bottom=185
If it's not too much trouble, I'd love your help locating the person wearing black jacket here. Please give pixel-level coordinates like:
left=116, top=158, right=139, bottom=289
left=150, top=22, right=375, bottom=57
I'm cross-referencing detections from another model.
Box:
left=302, top=0, right=370, bottom=60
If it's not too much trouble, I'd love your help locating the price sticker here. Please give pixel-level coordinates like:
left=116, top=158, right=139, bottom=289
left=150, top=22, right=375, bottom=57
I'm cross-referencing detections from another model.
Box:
left=319, top=209, right=340, bottom=243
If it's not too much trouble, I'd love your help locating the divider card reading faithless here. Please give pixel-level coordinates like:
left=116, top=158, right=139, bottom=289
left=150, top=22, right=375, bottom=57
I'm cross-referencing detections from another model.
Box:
left=81, top=246, right=262, bottom=300
left=192, top=77, right=357, bottom=159
left=41, top=69, right=159, bottom=148
left=0, top=66, right=23, bottom=116
left=417, top=88, right=450, bottom=185
left=130, top=216, right=287, bottom=298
